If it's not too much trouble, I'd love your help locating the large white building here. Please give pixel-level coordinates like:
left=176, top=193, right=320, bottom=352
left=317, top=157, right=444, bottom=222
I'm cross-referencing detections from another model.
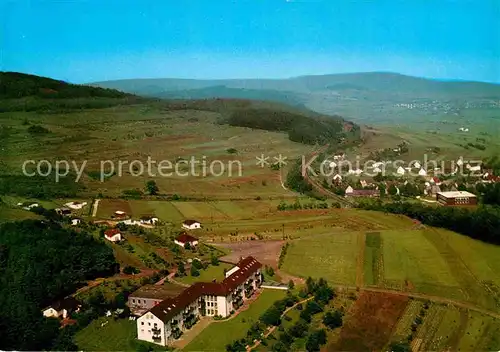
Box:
left=136, top=256, right=262, bottom=346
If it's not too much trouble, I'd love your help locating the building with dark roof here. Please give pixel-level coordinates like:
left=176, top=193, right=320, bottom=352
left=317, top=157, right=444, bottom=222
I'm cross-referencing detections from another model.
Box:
left=136, top=256, right=262, bottom=346
left=174, top=233, right=199, bottom=248
left=182, top=219, right=201, bottom=230
left=128, top=283, right=186, bottom=316
left=42, top=297, right=81, bottom=319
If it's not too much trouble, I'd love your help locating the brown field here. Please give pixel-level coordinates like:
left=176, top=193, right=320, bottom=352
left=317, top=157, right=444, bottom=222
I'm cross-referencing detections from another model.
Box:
left=96, top=198, right=133, bottom=218
left=331, top=291, right=410, bottom=351
left=213, top=240, right=284, bottom=267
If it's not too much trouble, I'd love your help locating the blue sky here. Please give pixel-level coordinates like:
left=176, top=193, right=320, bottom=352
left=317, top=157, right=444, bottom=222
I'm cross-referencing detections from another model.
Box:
left=1, top=0, right=499, bottom=83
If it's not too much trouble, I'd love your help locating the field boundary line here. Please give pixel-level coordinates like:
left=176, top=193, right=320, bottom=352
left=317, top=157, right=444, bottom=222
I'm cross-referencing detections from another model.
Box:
left=355, top=232, right=365, bottom=288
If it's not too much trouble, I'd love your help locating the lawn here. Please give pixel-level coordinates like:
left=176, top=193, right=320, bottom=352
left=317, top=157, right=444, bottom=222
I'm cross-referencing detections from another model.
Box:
left=177, top=263, right=233, bottom=285
left=184, top=289, right=286, bottom=351
left=282, top=232, right=360, bottom=285
left=74, top=317, right=161, bottom=351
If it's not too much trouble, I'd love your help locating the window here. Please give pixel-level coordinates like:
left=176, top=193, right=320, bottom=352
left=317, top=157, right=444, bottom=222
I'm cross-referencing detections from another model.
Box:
left=141, top=322, right=144, bottom=325
left=132, top=299, right=136, bottom=303
left=148, top=323, right=151, bottom=326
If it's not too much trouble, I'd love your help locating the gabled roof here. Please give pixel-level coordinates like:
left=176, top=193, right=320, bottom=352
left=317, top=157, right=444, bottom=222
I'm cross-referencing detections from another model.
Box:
left=44, top=297, right=80, bottom=312
left=105, top=228, right=120, bottom=237
left=147, top=257, right=262, bottom=323
left=183, top=219, right=200, bottom=225
left=175, top=232, right=198, bottom=244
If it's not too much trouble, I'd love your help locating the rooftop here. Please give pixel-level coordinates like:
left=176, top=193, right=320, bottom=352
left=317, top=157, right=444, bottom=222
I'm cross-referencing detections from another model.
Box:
left=437, top=191, right=477, bottom=198
left=148, top=256, right=262, bottom=322
left=175, top=232, right=198, bottom=244
left=129, top=283, right=185, bottom=300
left=183, top=219, right=200, bottom=225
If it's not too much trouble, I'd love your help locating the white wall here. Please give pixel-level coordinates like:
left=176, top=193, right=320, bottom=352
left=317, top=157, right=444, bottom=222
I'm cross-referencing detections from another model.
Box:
left=137, top=312, right=166, bottom=346
left=43, top=308, right=59, bottom=318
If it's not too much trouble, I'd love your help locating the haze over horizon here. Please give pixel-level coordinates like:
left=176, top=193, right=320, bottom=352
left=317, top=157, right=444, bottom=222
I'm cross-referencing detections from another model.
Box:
left=2, top=0, right=499, bottom=84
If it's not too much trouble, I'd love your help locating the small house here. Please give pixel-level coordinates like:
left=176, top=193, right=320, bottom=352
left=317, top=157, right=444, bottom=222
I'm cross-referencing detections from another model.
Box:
left=345, top=186, right=354, bottom=195
left=42, top=297, right=81, bottom=320
left=174, top=233, right=199, bottom=248
left=396, top=166, right=405, bottom=175
left=71, top=218, right=81, bottom=226
left=56, top=207, right=72, bottom=216
left=418, top=168, right=427, bottom=176
left=182, top=219, right=201, bottom=230
left=19, top=202, right=39, bottom=210
left=140, top=215, right=159, bottom=225
left=104, top=228, right=122, bottom=242
left=65, top=201, right=88, bottom=210
left=332, top=174, right=342, bottom=184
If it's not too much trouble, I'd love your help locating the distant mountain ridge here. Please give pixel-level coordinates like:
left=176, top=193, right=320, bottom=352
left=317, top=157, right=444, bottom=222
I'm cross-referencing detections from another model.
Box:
left=91, top=72, right=500, bottom=99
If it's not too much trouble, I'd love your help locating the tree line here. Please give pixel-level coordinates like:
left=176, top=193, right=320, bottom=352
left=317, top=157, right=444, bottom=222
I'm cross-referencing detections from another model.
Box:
left=356, top=200, right=500, bottom=245
left=225, top=107, right=353, bottom=145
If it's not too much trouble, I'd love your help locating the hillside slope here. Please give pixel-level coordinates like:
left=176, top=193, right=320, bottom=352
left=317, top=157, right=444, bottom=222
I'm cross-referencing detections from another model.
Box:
left=0, top=72, right=146, bottom=112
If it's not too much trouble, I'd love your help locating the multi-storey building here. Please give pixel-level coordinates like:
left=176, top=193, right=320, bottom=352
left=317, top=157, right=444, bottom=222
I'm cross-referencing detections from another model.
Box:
left=136, top=256, right=262, bottom=346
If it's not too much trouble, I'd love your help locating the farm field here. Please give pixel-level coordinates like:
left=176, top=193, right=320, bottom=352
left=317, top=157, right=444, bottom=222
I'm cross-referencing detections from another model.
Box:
left=329, top=291, right=409, bottom=351
left=282, top=232, right=360, bottom=285
left=280, top=220, right=500, bottom=313
left=2, top=105, right=313, bottom=199
left=389, top=300, right=500, bottom=351
left=184, top=289, right=286, bottom=351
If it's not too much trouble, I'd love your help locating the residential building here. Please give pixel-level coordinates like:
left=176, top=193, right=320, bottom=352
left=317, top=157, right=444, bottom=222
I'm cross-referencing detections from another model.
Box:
left=174, top=233, right=199, bottom=248
left=182, top=220, right=201, bottom=230
left=140, top=215, right=159, bottom=225
left=64, top=201, right=88, bottom=210
left=436, top=191, right=477, bottom=206
left=71, top=218, right=81, bottom=226
left=396, top=166, right=405, bottom=175
left=136, top=257, right=263, bottom=346
left=128, top=284, right=185, bottom=316
left=42, top=297, right=81, bottom=319
left=104, top=228, right=122, bottom=242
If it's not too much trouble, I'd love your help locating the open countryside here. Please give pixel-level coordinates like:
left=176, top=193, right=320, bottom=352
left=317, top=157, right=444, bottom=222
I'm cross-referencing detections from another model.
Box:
left=2, top=2, right=500, bottom=351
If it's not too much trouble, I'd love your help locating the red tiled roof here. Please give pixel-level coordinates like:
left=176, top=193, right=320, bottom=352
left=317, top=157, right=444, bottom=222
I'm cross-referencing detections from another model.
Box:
left=105, top=228, right=120, bottom=237
left=175, top=233, right=198, bottom=244
left=148, top=256, right=262, bottom=322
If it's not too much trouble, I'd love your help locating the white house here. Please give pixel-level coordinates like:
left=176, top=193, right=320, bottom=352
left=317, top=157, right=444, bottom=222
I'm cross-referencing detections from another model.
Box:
left=345, top=186, right=354, bottom=195
left=42, top=297, right=81, bottom=320
left=360, top=180, right=368, bottom=188
left=372, top=161, right=384, bottom=168
left=65, top=201, right=88, bottom=210
left=456, top=158, right=464, bottom=166
left=182, top=220, right=201, bottom=230
left=418, top=168, right=427, bottom=176
left=332, top=174, right=342, bottom=183
left=396, top=166, right=405, bottom=175
left=174, top=233, right=199, bottom=248
left=71, top=218, right=81, bottom=226
left=328, top=161, right=337, bottom=168
left=372, top=167, right=382, bottom=174
left=413, top=161, right=422, bottom=169
left=104, top=229, right=122, bottom=242
left=136, top=257, right=263, bottom=346
left=140, top=216, right=159, bottom=225
left=19, top=202, right=39, bottom=210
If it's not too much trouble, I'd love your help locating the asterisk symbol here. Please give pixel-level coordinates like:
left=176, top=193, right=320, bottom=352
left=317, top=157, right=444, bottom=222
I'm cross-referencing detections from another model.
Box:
left=256, top=154, right=270, bottom=168
left=273, top=154, right=288, bottom=167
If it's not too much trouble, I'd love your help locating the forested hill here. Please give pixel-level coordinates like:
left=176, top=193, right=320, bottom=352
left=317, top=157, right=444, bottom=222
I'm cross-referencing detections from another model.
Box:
left=161, top=98, right=361, bottom=146
left=0, top=72, right=146, bottom=112
left=0, top=220, right=118, bottom=350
